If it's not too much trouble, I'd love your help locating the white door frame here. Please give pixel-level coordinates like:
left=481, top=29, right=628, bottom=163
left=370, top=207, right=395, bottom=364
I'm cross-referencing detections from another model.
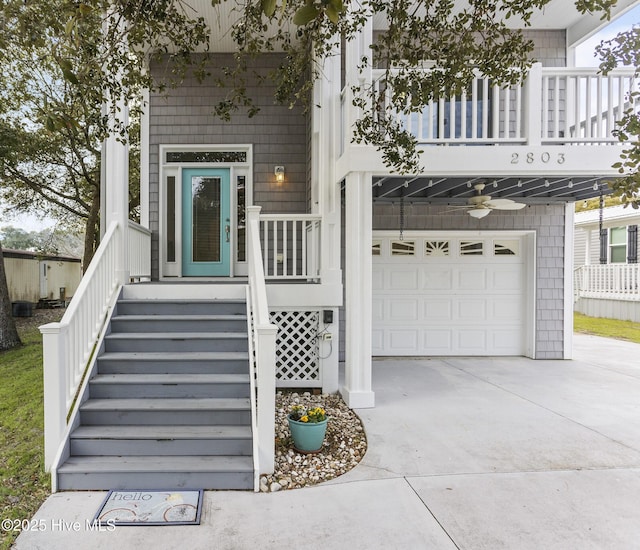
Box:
left=159, top=144, right=253, bottom=279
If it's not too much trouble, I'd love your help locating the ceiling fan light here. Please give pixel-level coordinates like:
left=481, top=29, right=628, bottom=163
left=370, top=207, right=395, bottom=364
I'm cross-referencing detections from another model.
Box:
left=468, top=208, right=491, bottom=219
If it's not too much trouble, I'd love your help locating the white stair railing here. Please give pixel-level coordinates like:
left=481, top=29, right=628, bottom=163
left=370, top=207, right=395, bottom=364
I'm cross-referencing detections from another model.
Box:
left=259, top=214, right=322, bottom=280
left=246, top=206, right=278, bottom=482
left=128, top=221, right=152, bottom=281
left=40, top=221, right=122, bottom=470
left=40, top=219, right=152, bottom=470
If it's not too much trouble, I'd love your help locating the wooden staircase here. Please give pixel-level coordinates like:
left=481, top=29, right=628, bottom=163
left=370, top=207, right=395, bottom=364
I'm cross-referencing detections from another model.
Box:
left=55, top=293, right=254, bottom=490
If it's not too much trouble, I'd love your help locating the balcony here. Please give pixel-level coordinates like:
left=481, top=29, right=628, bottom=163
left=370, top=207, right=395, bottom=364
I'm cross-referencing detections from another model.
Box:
left=338, top=65, right=637, bottom=179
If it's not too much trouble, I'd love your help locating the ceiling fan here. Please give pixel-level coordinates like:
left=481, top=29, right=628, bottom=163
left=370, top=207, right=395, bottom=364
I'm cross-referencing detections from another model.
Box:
left=451, top=183, right=526, bottom=219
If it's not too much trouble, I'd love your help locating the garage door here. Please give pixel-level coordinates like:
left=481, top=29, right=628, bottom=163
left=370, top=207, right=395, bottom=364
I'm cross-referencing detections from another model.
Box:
left=372, top=232, right=531, bottom=356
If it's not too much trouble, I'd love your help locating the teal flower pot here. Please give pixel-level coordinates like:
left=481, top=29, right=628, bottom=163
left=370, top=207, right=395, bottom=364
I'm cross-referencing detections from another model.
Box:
left=288, top=416, right=328, bottom=453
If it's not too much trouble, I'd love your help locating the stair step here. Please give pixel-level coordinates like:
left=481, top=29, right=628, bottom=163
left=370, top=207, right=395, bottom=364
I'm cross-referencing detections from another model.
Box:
left=110, top=315, right=247, bottom=333
left=97, top=351, right=250, bottom=374
left=116, top=299, right=246, bottom=316
left=89, top=373, right=251, bottom=398
left=69, top=425, right=253, bottom=456
left=72, top=425, right=252, bottom=440
left=56, top=455, right=254, bottom=490
left=104, top=332, right=249, bottom=353
left=80, top=398, right=252, bottom=426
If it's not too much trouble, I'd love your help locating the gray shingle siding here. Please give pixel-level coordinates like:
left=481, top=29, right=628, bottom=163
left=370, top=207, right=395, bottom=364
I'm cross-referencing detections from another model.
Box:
left=148, top=53, right=309, bottom=279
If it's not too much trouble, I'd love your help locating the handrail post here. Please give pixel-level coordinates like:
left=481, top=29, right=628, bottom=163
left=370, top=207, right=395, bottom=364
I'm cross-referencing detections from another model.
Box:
left=40, top=322, right=68, bottom=471
left=256, top=324, right=278, bottom=474
left=524, top=62, right=542, bottom=146
left=246, top=205, right=278, bottom=475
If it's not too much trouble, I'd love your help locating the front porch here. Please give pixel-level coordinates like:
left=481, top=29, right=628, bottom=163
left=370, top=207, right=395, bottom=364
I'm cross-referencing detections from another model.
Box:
left=40, top=206, right=341, bottom=490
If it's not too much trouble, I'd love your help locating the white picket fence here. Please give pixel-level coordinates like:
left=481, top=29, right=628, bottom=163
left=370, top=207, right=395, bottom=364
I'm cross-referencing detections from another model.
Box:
left=575, top=264, right=640, bottom=301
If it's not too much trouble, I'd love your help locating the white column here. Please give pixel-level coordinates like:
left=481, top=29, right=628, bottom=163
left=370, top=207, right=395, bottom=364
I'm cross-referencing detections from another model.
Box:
left=524, top=62, right=542, bottom=147
left=564, top=203, right=575, bottom=359
left=102, top=104, right=130, bottom=285
left=139, top=87, right=150, bottom=228
left=342, top=171, right=375, bottom=408
left=100, top=11, right=130, bottom=284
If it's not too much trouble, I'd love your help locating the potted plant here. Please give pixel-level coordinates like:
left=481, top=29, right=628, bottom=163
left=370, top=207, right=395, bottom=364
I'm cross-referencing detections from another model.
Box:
left=287, top=405, right=328, bottom=453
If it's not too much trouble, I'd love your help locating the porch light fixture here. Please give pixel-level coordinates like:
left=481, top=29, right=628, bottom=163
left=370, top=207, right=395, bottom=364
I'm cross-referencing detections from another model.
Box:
left=468, top=208, right=491, bottom=219
left=275, top=166, right=285, bottom=183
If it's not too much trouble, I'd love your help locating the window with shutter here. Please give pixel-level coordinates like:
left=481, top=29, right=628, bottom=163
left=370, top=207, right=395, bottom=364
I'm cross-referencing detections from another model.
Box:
left=628, top=225, right=638, bottom=264
left=609, top=227, right=627, bottom=263
left=599, top=228, right=608, bottom=264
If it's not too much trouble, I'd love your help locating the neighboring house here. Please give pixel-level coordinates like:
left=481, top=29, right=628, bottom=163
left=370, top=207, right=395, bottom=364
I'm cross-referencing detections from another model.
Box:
left=574, top=205, right=640, bottom=321
left=3, top=248, right=81, bottom=305
left=40, top=1, right=640, bottom=492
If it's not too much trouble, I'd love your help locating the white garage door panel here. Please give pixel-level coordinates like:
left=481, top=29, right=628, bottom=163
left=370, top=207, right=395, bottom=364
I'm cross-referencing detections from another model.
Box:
left=372, top=270, right=384, bottom=290
left=372, top=298, right=384, bottom=321
left=458, top=269, right=487, bottom=290
left=389, top=300, right=419, bottom=321
left=491, top=330, right=523, bottom=353
left=389, top=269, right=419, bottom=290
left=373, top=232, right=530, bottom=357
left=457, top=299, right=487, bottom=321
left=423, top=269, right=454, bottom=290
left=388, top=330, right=419, bottom=352
left=424, top=330, right=453, bottom=352
left=491, top=300, right=522, bottom=320
left=424, top=300, right=453, bottom=320
left=492, top=268, right=522, bottom=290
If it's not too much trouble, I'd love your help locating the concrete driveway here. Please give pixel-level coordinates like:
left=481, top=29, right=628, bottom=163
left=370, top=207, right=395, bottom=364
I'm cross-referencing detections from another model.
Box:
left=14, top=334, right=640, bottom=549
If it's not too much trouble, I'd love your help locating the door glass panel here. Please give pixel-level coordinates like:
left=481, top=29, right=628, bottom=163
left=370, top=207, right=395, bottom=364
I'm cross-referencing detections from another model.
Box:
left=236, top=176, right=246, bottom=262
left=166, top=176, right=176, bottom=262
left=192, top=176, right=221, bottom=262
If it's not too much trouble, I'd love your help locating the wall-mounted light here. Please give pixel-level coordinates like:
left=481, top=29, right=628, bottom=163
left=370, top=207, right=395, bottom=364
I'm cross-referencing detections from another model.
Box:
left=275, top=166, right=285, bottom=183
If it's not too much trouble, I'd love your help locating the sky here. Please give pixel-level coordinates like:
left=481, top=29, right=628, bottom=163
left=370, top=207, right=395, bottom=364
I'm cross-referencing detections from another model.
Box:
left=1, top=3, right=640, bottom=234
left=575, top=3, right=640, bottom=66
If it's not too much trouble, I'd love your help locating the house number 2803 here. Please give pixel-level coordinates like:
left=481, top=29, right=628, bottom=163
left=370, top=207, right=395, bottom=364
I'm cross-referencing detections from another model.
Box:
left=511, top=152, right=565, bottom=165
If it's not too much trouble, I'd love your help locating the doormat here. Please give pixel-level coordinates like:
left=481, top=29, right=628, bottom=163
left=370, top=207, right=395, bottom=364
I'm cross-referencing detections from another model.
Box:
left=94, top=490, right=203, bottom=526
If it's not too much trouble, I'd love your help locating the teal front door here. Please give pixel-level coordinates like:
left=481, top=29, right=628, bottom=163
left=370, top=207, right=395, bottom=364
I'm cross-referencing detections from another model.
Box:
left=182, top=168, right=231, bottom=276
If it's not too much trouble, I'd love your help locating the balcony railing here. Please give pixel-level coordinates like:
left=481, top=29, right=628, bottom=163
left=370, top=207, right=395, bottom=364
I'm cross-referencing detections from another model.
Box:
left=341, top=65, right=637, bottom=150
left=575, top=264, right=640, bottom=301
left=259, top=214, right=321, bottom=280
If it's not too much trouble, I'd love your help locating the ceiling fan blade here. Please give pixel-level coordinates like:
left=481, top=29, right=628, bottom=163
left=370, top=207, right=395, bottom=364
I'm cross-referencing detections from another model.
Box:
left=440, top=206, right=472, bottom=214
left=486, top=199, right=526, bottom=210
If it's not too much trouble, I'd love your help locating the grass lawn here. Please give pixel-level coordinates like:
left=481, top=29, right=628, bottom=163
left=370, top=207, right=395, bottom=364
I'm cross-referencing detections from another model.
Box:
left=574, top=312, right=640, bottom=344
left=0, top=312, right=60, bottom=550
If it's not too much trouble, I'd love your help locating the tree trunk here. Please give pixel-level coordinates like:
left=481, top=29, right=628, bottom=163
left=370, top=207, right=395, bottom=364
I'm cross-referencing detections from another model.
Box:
left=82, top=185, right=101, bottom=272
left=0, top=244, right=22, bottom=351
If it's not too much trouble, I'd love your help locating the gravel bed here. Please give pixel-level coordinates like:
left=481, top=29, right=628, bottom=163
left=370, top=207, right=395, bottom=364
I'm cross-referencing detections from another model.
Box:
left=259, top=391, right=367, bottom=492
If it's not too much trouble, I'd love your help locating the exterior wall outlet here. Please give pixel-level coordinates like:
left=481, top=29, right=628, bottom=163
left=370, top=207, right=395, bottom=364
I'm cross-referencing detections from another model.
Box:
left=322, top=333, right=333, bottom=341
left=323, top=310, right=334, bottom=324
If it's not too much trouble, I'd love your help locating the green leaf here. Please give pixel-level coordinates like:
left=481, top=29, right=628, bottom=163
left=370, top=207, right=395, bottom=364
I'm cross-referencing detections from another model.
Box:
left=65, top=19, right=75, bottom=37
left=62, top=69, right=79, bottom=85
left=262, top=0, right=277, bottom=17
left=326, top=4, right=339, bottom=24
left=293, top=5, right=319, bottom=26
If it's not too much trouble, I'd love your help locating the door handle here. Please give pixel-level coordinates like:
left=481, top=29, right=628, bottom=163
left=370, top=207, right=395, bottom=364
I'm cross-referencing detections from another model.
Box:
left=225, top=224, right=230, bottom=242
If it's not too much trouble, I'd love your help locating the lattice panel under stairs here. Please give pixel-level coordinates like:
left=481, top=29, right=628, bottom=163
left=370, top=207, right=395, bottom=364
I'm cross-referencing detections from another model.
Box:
left=270, top=311, right=320, bottom=387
